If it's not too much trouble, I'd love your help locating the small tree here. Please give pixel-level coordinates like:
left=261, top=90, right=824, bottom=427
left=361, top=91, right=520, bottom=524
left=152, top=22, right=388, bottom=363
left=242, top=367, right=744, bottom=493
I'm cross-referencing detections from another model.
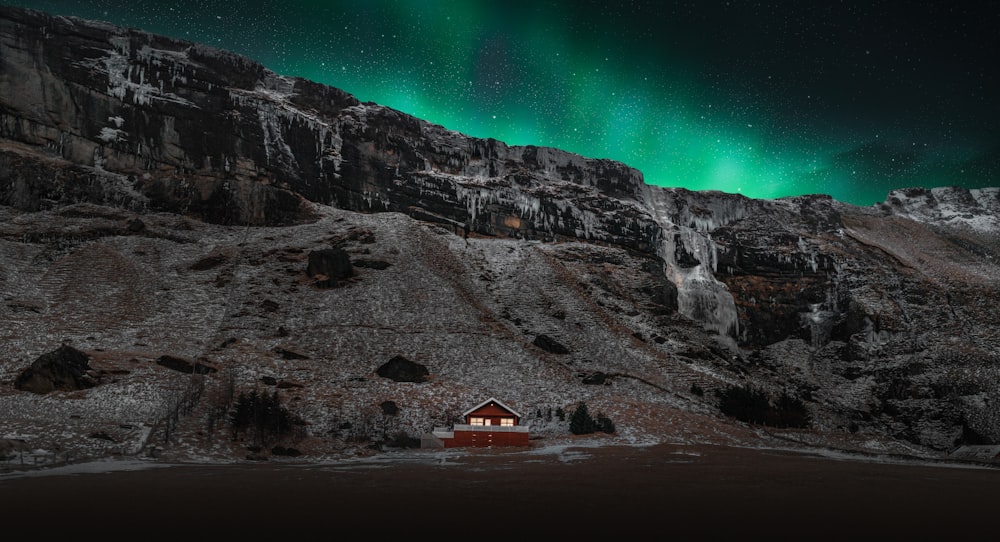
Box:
left=717, top=384, right=772, bottom=425
left=569, top=402, right=597, bottom=435
left=230, top=389, right=295, bottom=446
left=716, top=384, right=810, bottom=428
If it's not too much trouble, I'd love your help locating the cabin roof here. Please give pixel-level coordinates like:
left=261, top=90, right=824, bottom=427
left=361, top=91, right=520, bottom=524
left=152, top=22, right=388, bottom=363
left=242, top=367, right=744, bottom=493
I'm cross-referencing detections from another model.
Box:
left=462, top=397, right=522, bottom=418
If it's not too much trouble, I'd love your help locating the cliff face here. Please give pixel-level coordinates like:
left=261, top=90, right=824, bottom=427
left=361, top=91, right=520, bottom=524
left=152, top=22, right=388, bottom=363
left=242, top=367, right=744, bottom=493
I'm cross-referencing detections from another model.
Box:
left=1, top=7, right=330, bottom=225
left=0, top=6, right=655, bottom=246
left=2, top=6, right=1000, bottom=460
left=0, top=6, right=731, bottom=337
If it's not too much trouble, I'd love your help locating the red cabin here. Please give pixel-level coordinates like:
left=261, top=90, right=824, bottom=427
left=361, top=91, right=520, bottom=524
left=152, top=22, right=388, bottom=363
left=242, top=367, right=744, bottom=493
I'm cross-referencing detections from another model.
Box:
left=422, top=397, right=530, bottom=448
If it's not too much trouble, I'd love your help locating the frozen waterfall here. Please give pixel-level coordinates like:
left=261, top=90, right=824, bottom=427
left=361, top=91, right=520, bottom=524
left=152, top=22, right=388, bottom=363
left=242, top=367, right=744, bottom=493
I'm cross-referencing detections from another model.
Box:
left=642, top=186, right=740, bottom=339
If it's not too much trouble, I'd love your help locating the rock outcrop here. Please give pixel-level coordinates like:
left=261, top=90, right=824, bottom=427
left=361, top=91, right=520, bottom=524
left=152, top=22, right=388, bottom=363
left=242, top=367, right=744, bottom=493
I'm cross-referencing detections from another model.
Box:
left=376, top=356, right=429, bottom=383
left=533, top=334, right=570, bottom=355
left=155, top=355, right=218, bottom=374
left=14, top=345, right=95, bottom=393
left=306, top=247, right=353, bottom=288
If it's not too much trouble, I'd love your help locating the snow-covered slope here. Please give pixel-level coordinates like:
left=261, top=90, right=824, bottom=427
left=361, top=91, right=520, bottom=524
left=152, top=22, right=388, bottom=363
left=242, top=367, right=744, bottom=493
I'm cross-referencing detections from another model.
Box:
left=880, top=186, right=1000, bottom=233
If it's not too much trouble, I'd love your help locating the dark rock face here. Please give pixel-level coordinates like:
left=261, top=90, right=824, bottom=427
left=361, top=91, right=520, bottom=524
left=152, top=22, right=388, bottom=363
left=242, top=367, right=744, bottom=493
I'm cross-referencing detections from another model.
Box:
left=533, top=334, right=569, bottom=355
left=376, top=356, right=429, bottom=383
left=713, top=217, right=844, bottom=348
left=155, top=355, right=217, bottom=374
left=14, top=345, right=95, bottom=394
left=0, top=7, right=313, bottom=226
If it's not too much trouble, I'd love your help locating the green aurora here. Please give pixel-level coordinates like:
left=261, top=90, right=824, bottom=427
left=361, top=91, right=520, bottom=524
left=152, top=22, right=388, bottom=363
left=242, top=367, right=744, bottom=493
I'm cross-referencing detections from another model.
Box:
left=11, top=0, right=999, bottom=206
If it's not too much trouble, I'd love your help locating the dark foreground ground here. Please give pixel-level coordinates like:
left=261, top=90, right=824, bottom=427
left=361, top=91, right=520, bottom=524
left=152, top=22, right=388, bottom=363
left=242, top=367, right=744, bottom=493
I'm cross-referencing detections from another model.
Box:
left=1, top=443, right=996, bottom=539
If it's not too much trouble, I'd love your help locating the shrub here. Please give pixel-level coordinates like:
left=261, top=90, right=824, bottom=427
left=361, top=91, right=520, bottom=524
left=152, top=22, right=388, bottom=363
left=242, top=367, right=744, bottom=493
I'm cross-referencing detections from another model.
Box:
left=385, top=432, right=421, bottom=449
left=716, top=384, right=810, bottom=428
left=595, top=412, right=616, bottom=434
left=570, top=402, right=617, bottom=435
left=717, top=385, right=772, bottom=425
left=772, top=392, right=811, bottom=428
left=230, top=389, right=295, bottom=446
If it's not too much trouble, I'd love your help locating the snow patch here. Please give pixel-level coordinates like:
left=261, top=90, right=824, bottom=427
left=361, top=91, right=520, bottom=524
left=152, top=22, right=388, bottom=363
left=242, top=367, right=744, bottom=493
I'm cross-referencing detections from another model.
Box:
left=883, top=186, right=1000, bottom=233
left=98, top=126, right=127, bottom=143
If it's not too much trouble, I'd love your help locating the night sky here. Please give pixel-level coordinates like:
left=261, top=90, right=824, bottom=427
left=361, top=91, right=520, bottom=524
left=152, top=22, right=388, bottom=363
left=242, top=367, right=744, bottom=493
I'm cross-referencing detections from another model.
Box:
left=11, top=1, right=999, bottom=205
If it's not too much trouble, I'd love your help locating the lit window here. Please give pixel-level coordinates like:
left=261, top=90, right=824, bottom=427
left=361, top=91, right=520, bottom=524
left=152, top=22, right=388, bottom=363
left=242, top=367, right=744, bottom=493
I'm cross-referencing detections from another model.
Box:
left=500, top=418, right=514, bottom=426
left=470, top=417, right=484, bottom=426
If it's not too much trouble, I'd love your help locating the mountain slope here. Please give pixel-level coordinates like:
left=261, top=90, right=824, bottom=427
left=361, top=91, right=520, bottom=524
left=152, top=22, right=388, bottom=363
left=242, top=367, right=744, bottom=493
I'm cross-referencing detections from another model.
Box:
left=1, top=6, right=999, bottom=465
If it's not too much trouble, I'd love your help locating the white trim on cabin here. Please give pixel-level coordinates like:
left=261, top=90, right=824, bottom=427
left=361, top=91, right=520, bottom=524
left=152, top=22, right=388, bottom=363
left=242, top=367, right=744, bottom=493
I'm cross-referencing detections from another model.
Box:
left=461, top=397, right=523, bottom=419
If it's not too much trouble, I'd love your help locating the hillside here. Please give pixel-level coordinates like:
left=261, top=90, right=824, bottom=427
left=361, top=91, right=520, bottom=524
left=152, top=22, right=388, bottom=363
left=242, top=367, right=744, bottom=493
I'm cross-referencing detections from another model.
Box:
left=1, top=6, right=999, bottom=467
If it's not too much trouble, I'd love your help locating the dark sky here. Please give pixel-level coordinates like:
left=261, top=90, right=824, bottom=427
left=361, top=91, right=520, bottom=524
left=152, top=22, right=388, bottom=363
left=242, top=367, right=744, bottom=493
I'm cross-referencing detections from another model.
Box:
left=12, top=0, right=999, bottom=205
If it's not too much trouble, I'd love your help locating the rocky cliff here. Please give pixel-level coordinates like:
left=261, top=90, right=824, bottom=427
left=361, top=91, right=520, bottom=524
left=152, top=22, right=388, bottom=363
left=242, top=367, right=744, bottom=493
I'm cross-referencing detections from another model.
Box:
left=2, top=6, right=999, bottom=464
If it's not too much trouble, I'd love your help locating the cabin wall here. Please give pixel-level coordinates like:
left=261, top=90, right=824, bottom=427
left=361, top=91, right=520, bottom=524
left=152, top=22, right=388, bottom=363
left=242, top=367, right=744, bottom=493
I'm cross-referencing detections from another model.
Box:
left=448, top=430, right=530, bottom=448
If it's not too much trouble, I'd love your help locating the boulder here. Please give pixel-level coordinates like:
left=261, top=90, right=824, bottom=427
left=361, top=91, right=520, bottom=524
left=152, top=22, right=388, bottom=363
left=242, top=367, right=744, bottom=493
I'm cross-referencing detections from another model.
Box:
left=14, top=345, right=95, bottom=394
left=274, top=347, right=309, bottom=360
left=581, top=371, right=611, bottom=385
left=306, top=248, right=353, bottom=288
left=190, top=254, right=228, bottom=271
left=533, top=334, right=569, bottom=355
left=376, top=356, right=429, bottom=383
left=155, top=355, right=218, bottom=374
left=126, top=218, right=146, bottom=232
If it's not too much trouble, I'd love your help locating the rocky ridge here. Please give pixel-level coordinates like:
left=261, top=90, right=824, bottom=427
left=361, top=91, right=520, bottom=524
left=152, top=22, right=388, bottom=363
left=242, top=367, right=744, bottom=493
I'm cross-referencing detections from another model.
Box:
left=1, top=6, right=999, bottom=465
